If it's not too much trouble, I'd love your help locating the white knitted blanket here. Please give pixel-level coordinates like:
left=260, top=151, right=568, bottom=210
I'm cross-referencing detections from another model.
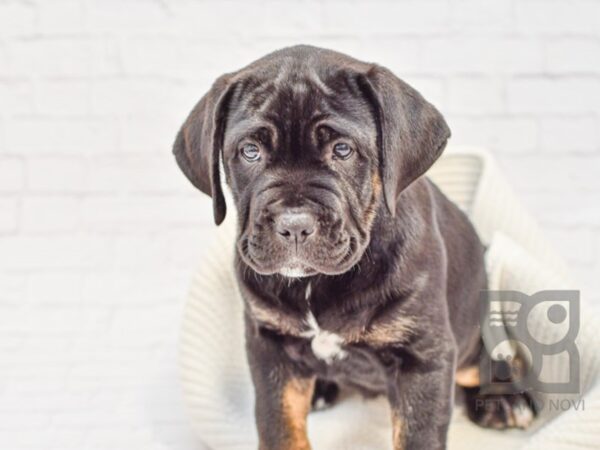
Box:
left=179, top=148, right=600, bottom=449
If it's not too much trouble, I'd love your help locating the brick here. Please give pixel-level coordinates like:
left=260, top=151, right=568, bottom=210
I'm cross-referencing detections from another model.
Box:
left=37, top=0, right=86, bottom=34
left=447, top=77, right=504, bottom=114
left=8, top=39, right=92, bottom=77
left=21, top=196, right=80, bottom=232
left=540, top=116, right=599, bottom=153
left=0, top=198, right=18, bottom=233
left=6, top=117, right=118, bottom=154
left=402, top=76, right=446, bottom=110
left=320, top=1, right=450, bottom=35
left=171, top=1, right=322, bottom=37
left=26, top=271, right=83, bottom=306
left=0, top=388, right=81, bottom=411
left=520, top=190, right=600, bottom=227
left=121, top=36, right=246, bottom=78
left=488, top=117, right=539, bottom=153
left=90, top=36, right=122, bottom=76
left=507, top=78, right=600, bottom=114
left=111, top=304, right=179, bottom=333
left=338, top=38, right=421, bottom=75
left=0, top=412, right=49, bottom=429
left=0, top=44, right=7, bottom=77
left=35, top=80, right=90, bottom=116
left=150, top=228, right=216, bottom=269
left=0, top=336, right=72, bottom=364
left=69, top=359, right=153, bottom=381
left=50, top=409, right=132, bottom=427
left=420, top=38, right=543, bottom=74
left=28, top=307, right=112, bottom=335
left=27, top=157, right=87, bottom=192
left=448, top=116, right=538, bottom=153
left=86, top=154, right=187, bottom=193
left=83, top=428, right=159, bottom=449
left=7, top=36, right=120, bottom=79
left=0, top=1, right=36, bottom=36
left=448, top=0, right=514, bottom=33
left=87, top=0, right=170, bottom=33
left=0, top=81, right=34, bottom=114
left=82, top=268, right=190, bottom=305
left=516, top=0, right=600, bottom=35
left=110, top=235, right=171, bottom=270
left=82, top=195, right=212, bottom=232
left=119, top=114, right=183, bottom=154
left=0, top=157, right=25, bottom=192
left=0, top=235, right=114, bottom=270
left=91, top=79, right=191, bottom=116
left=504, top=155, right=600, bottom=193
left=0, top=273, right=27, bottom=305
left=0, top=430, right=51, bottom=448
left=546, top=38, right=600, bottom=73
left=111, top=229, right=214, bottom=270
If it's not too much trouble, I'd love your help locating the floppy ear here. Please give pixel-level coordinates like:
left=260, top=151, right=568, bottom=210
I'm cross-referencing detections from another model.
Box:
left=173, top=75, right=236, bottom=225
left=358, top=66, right=451, bottom=216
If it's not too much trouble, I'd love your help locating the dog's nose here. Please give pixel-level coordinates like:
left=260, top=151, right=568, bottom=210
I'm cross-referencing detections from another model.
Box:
left=275, top=211, right=316, bottom=243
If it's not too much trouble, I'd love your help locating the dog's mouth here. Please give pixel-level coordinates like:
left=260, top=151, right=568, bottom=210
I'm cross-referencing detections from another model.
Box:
left=276, top=260, right=317, bottom=278
left=238, top=233, right=363, bottom=278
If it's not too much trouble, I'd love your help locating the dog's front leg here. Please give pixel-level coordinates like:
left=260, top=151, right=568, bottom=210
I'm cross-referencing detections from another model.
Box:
left=245, top=320, right=316, bottom=450
left=386, top=343, right=456, bottom=450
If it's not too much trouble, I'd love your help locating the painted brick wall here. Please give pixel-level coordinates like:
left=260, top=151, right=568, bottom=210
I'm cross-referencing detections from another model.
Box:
left=0, top=1, right=599, bottom=449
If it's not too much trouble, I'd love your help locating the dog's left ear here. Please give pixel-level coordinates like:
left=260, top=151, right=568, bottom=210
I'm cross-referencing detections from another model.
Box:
left=173, top=75, right=236, bottom=225
left=358, top=66, right=451, bottom=216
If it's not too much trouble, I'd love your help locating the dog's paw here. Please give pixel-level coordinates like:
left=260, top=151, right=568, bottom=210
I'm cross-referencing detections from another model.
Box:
left=311, top=379, right=339, bottom=411
left=464, top=389, right=536, bottom=430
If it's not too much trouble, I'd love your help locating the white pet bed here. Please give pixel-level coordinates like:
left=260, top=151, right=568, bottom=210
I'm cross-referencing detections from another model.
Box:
left=179, top=147, right=600, bottom=449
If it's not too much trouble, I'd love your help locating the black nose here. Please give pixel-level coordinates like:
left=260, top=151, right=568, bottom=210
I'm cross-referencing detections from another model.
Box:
left=275, top=211, right=316, bottom=243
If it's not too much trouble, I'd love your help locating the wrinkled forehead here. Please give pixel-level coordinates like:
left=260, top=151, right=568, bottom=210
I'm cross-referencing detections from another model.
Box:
left=224, top=65, right=376, bottom=147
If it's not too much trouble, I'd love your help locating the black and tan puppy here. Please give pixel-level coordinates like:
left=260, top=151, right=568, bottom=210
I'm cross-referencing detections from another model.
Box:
left=174, top=45, right=534, bottom=449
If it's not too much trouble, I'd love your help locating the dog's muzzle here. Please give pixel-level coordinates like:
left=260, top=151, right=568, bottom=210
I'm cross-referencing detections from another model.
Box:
left=274, top=209, right=317, bottom=245
left=239, top=176, right=366, bottom=277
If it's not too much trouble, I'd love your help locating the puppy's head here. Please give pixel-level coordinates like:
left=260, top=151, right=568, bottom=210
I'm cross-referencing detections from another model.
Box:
left=174, top=45, right=450, bottom=277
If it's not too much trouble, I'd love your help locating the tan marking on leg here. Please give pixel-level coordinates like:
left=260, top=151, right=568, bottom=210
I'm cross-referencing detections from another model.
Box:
left=281, top=377, right=315, bottom=450
left=391, top=410, right=407, bottom=450
left=455, top=366, right=480, bottom=387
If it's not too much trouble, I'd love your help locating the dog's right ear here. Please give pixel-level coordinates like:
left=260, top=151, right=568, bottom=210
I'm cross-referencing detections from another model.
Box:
left=173, top=75, right=235, bottom=225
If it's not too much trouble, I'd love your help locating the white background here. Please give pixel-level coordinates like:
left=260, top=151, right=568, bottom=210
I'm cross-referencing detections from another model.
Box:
left=0, top=1, right=599, bottom=449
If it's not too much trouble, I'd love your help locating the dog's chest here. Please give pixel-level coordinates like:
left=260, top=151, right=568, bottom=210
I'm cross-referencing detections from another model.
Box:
left=281, top=304, right=390, bottom=392
left=249, top=282, right=359, bottom=351
left=299, top=309, right=348, bottom=363
left=248, top=281, right=414, bottom=362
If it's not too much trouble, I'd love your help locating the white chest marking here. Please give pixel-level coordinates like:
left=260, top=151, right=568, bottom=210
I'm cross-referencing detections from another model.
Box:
left=301, top=282, right=346, bottom=364
left=310, top=328, right=346, bottom=363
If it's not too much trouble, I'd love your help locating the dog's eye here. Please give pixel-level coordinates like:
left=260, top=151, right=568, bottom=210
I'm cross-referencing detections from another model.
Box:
left=332, top=142, right=353, bottom=160
left=241, top=144, right=261, bottom=162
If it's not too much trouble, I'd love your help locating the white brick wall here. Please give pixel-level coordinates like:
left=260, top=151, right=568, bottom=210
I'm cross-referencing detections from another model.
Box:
left=0, top=1, right=599, bottom=449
